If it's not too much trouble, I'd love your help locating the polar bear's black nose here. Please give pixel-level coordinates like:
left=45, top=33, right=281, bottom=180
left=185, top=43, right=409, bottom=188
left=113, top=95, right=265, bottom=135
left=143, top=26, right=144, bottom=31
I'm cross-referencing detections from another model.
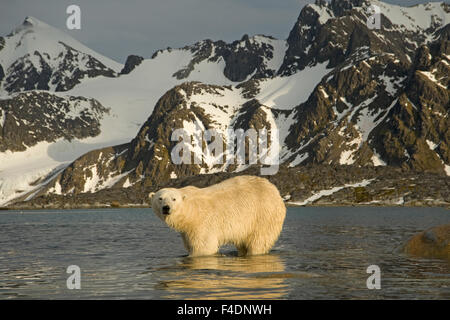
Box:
left=162, top=205, right=170, bottom=215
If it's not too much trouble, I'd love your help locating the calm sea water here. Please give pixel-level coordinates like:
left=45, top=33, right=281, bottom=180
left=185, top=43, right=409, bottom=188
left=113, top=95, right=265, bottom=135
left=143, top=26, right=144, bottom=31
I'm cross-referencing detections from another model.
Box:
left=0, top=207, right=448, bottom=299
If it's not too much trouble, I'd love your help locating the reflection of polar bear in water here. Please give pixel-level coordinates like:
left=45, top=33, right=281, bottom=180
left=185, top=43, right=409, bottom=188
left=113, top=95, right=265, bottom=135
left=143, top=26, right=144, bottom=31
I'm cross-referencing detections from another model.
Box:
left=158, top=255, right=288, bottom=299
left=149, top=175, right=286, bottom=257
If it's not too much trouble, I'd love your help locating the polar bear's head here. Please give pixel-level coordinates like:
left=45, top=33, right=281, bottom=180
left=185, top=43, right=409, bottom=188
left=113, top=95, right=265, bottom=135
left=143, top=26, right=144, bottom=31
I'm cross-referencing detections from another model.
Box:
left=149, top=188, right=186, bottom=222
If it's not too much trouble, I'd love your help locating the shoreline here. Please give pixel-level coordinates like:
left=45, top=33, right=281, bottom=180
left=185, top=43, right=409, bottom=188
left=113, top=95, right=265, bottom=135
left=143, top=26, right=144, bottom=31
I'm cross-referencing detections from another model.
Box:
left=3, top=165, right=449, bottom=212
left=3, top=202, right=449, bottom=211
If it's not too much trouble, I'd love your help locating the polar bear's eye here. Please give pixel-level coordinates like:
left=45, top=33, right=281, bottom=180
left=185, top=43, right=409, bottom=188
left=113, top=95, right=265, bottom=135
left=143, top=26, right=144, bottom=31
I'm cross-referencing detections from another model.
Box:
left=172, top=198, right=176, bottom=201
left=159, top=197, right=162, bottom=200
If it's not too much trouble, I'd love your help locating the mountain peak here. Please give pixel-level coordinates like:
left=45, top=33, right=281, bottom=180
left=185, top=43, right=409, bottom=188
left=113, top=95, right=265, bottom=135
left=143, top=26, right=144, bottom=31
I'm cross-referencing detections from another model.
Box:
left=0, top=16, right=123, bottom=94
left=8, top=16, right=53, bottom=36
left=1, top=16, right=123, bottom=87
left=22, top=16, right=45, bottom=27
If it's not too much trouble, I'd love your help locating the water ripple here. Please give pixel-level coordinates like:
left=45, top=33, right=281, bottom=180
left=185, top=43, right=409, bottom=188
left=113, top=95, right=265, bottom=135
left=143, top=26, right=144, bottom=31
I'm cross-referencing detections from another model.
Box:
left=0, top=207, right=448, bottom=299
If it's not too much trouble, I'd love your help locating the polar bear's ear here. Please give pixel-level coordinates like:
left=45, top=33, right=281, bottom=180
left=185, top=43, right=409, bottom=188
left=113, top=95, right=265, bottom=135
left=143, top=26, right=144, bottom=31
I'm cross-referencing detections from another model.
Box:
left=182, top=194, right=187, bottom=201
left=148, top=192, right=155, bottom=201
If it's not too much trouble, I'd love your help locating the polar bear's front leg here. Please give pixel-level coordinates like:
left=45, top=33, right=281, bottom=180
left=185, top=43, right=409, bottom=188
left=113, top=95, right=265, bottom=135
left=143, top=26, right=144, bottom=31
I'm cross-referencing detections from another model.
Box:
left=186, top=233, right=219, bottom=257
left=181, top=233, right=192, bottom=252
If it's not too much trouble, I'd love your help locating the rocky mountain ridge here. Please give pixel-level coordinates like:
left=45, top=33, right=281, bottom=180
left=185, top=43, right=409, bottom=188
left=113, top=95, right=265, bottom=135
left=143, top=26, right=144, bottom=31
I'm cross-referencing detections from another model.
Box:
left=1, top=0, right=449, bottom=206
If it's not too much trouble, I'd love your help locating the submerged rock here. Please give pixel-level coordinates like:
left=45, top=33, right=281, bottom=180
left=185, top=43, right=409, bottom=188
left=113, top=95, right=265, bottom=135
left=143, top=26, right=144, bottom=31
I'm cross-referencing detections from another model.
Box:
left=404, top=224, right=450, bottom=260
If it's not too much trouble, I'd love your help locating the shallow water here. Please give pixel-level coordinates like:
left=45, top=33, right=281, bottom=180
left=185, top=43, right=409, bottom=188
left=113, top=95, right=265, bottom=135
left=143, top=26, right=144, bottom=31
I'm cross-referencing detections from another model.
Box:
left=0, top=207, right=448, bottom=299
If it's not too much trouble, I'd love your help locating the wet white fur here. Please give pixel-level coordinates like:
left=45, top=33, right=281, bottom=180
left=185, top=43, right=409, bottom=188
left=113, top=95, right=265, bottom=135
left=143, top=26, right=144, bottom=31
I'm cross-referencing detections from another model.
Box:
left=149, top=175, right=286, bottom=257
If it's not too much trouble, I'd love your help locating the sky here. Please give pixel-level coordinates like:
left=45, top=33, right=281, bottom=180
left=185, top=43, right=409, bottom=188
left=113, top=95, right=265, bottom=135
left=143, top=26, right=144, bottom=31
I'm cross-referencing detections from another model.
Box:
left=0, top=0, right=447, bottom=63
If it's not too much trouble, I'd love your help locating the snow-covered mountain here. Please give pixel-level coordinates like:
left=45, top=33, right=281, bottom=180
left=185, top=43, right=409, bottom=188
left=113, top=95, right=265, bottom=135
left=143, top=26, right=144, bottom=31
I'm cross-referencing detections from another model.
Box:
left=0, top=16, right=289, bottom=204
left=0, top=16, right=122, bottom=93
left=1, top=0, right=449, bottom=206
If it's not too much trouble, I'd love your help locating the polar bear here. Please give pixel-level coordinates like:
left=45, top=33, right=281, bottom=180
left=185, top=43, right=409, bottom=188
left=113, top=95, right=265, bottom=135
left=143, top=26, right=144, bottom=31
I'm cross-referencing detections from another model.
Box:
left=149, top=175, right=286, bottom=257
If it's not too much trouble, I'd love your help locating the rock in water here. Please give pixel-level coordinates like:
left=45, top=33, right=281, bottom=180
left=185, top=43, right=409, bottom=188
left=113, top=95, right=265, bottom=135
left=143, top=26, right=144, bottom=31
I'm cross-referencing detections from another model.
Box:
left=404, top=225, right=450, bottom=260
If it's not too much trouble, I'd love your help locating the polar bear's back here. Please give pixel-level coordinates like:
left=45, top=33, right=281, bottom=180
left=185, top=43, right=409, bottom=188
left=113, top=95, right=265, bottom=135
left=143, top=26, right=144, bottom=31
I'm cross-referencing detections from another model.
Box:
left=194, top=175, right=281, bottom=204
